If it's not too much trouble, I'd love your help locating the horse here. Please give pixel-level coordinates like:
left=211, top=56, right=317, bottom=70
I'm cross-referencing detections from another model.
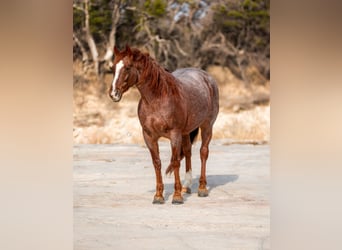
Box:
left=109, top=45, right=219, bottom=204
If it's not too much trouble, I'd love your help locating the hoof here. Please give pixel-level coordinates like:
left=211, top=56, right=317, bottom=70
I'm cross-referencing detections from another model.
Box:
left=152, top=196, right=165, bottom=204
left=198, top=188, right=208, bottom=197
left=172, top=196, right=184, bottom=205
left=182, top=186, right=191, bottom=194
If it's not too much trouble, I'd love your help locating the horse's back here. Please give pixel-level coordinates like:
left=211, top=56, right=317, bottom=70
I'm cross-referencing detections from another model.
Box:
left=172, top=68, right=219, bottom=128
left=172, top=68, right=219, bottom=107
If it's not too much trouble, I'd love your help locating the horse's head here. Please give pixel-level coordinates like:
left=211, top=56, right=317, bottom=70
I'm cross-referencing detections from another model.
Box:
left=109, top=45, right=139, bottom=102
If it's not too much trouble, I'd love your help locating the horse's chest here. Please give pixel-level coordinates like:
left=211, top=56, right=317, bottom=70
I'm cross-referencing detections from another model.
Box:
left=138, top=100, right=185, bottom=137
left=139, top=114, right=170, bottom=136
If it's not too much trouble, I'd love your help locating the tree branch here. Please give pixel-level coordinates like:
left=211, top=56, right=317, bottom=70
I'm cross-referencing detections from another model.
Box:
left=73, top=32, right=89, bottom=63
left=103, top=0, right=122, bottom=62
left=73, top=4, right=85, bottom=13
left=84, top=0, right=99, bottom=75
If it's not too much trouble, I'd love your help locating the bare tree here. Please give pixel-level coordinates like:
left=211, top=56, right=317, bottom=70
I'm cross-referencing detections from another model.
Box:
left=73, top=0, right=99, bottom=76
left=73, top=0, right=269, bottom=83
left=103, top=0, right=122, bottom=65
left=73, top=0, right=123, bottom=76
left=73, top=32, right=89, bottom=64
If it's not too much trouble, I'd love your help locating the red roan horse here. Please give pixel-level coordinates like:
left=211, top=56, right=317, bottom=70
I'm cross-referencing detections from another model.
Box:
left=109, top=45, right=219, bottom=204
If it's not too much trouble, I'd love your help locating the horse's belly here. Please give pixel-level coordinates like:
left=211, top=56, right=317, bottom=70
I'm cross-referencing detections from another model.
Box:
left=184, top=88, right=212, bottom=128
left=183, top=107, right=209, bottom=132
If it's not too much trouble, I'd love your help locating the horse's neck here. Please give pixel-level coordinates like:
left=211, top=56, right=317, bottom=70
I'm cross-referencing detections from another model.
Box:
left=136, top=83, right=157, bottom=104
left=136, top=61, right=179, bottom=104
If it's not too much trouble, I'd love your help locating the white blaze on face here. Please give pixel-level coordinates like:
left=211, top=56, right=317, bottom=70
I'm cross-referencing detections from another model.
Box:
left=112, top=60, right=124, bottom=91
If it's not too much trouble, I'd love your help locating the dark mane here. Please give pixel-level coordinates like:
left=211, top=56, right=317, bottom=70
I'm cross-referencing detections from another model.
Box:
left=131, top=49, right=180, bottom=97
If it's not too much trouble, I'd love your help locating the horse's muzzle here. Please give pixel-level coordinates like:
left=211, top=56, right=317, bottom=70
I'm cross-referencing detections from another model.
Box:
left=110, top=90, right=122, bottom=102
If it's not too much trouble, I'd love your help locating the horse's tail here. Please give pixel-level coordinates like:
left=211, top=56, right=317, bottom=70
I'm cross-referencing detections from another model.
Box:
left=165, top=128, right=199, bottom=175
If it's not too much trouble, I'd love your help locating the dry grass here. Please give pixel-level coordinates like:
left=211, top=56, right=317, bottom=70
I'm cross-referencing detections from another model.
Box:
left=213, top=105, right=270, bottom=143
left=73, top=64, right=270, bottom=144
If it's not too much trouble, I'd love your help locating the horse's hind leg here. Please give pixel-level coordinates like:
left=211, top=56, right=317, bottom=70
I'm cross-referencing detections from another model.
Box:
left=181, top=134, right=192, bottom=194
left=198, top=125, right=213, bottom=197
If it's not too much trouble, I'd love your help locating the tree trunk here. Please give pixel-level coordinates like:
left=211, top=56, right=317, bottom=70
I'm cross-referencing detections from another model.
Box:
left=103, top=0, right=121, bottom=65
left=84, top=0, right=99, bottom=76
left=73, top=32, right=90, bottom=73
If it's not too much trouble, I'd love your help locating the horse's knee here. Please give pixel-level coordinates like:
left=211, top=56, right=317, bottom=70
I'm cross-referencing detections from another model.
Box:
left=153, top=158, right=161, bottom=170
left=200, top=146, right=209, bottom=159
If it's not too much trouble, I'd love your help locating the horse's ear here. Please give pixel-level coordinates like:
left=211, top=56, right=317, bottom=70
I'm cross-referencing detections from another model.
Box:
left=114, top=46, right=120, bottom=55
left=125, top=45, right=132, bottom=55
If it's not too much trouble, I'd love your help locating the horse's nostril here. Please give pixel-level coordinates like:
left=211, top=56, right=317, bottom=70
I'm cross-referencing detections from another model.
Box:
left=111, top=90, right=122, bottom=102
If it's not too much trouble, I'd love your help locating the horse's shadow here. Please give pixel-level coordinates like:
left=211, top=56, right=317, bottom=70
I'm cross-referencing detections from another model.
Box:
left=149, top=174, right=239, bottom=202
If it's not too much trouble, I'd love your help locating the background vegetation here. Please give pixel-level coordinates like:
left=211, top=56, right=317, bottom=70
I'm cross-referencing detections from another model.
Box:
left=73, top=0, right=269, bottom=82
left=73, top=0, right=270, bottom=144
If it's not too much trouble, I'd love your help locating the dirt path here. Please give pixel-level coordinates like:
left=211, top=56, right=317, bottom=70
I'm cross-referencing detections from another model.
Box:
left=74, top=141, right=270, bottom=250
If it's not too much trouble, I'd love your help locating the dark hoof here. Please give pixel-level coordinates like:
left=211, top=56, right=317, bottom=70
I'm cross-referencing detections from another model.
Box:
left=182, top=187, right=191, bottom=194
left=152, top=196, right=165, bottom=204
left=198, top=188, right=208, bottom=197
left=172, top=196, right=184, bottom=205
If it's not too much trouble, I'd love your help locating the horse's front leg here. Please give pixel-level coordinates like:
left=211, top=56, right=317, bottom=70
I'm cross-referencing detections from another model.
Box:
left=166, top=131, right=183, bottom=204
left=143, top=130, right=164, bottom=204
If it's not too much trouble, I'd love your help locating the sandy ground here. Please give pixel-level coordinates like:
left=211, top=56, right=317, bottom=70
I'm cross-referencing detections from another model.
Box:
left=74, top=141, right=270, bottom=250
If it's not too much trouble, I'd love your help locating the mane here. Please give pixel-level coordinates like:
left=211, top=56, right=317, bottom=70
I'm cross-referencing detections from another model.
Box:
left=132, top=49, right=180, bottom=97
